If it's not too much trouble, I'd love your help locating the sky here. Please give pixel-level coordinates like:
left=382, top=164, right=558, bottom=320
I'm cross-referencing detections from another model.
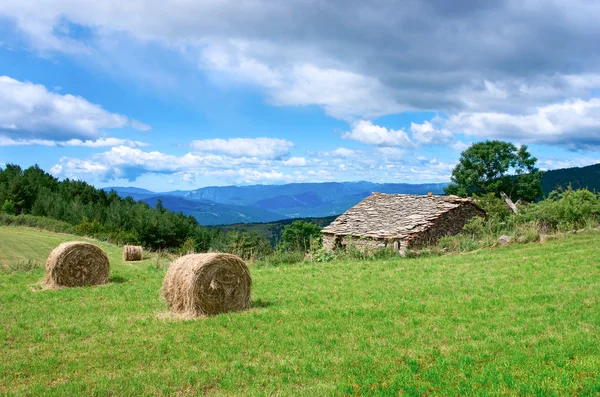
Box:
left=0, top=0, right=599, bottom=191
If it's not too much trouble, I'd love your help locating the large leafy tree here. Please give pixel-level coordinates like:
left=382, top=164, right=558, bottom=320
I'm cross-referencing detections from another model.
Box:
left=445, top=140, right=544, bottom=201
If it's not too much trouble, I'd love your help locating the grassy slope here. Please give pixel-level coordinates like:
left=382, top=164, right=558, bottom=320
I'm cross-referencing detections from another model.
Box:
left=0, top=226, right=599, bottom=396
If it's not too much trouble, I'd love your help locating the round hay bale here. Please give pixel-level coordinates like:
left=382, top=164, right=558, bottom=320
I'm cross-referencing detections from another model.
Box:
left=162, top=253, right=252, bottom=317
left=123, top=245, right=143, bottom=261
left=45, top=242, right=110, bottom=289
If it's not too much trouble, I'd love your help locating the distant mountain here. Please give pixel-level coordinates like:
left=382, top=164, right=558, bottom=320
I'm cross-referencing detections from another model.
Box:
left=104, top=186, right=154, bottom=194
left=102, top=187, right=157, bottom=201
left=181, top=182, right=448, bottom=207
left=140, top=195, right=287, bottom=226
left=542, top=163, right=600, bottom=194
left=254, top=191, right=325, bottom=211
left=103, top=163, right=600, bottom=225
left=105, top=181, right=447, bottom=224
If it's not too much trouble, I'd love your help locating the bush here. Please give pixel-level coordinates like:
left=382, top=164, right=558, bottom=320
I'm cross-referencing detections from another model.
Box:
left=0, top=213, right=76, bottom=234
left=76, top=217, right=105, bottom=236
left=93, top=230, right=140, bottom=246
left=525, top=188, right=600, bottom=231
left=278, top=220, right=322, bottom=253
left=212, top=231, right=273, bottom=261
left=178, top=238, right=197, bottom=255
left=1, top=200, right=16, bottom=215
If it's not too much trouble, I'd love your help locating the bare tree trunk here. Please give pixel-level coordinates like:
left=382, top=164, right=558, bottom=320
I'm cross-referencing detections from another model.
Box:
left=500, top=191, right=518, bottom=215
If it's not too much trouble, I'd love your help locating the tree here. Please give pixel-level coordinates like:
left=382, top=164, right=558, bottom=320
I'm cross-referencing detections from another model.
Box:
left=445, top=140, right=543, bottom=202
left=278, top=220, right=322, bottom=252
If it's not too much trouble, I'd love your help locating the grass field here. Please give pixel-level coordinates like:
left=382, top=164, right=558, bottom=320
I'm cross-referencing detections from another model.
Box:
left=1, top=225, right=599, bottom=396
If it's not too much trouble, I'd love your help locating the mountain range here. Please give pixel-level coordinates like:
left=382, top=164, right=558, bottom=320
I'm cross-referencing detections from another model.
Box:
left=104, top=182, right=448, bottom=225
left=104, top=162, right=600, bottom=226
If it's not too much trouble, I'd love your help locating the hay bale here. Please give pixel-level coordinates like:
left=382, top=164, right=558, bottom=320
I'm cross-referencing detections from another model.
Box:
left=162, top=253, right=252, bottom=317
left=123, top=245, right=143, bottom=261
left=45, top=242, right=110, bottom=288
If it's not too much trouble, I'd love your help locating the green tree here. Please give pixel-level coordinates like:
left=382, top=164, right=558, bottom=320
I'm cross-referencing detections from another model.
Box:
left=278, top=220, right=322, bottom=253
left=1, top=200, right=16, bottom=215
left=445, top=140, right=543, bottom=202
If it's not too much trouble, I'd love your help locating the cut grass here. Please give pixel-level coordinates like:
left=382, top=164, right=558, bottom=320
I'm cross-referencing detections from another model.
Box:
left=0, top=225, right=599, bottom=395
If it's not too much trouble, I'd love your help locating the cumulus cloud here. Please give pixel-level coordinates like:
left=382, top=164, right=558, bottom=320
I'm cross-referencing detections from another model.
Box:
left=3, top=0, right=600, bottom=133
left=410, top=121, right=455, bottom=145
left=265, top=64, right=401, bottom=120
left=376, top=147, right=405, bottom=158
left=0, top=137, right=147, bottom=148
left=51, top=143, right=457, bottom=185
left=342, top=120, right=415, bottom=148
left=281, top=157, right=308, bottom=167
left=0, top=76, right=150, bottom=141
left=51, top=146, right=270, bottom=180
left=450, top=141, right=470, bottom=152
left=448, top=98, right=600, bottom=150
left=190, top=137, right=293, bottom=159
left=326, top=148, right=357, bottom=157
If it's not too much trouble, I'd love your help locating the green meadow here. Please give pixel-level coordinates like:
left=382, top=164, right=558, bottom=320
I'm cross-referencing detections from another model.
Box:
left=1, top=225, right=599, bottom=396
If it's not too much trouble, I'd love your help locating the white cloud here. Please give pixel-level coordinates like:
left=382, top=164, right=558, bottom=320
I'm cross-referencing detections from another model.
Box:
left=342, top=120, right=415, bottom=147
left=190, top=137, right=293, bottom=159
left=267, top=64, right=403, bottom=120
left=376, top=147, right=405, bottom=158
left=2, top=0, right=600, bottom=130
left=327, top=147, right=357, bottom=157
left=539, top=157, right=600, bottom=171
left=0, top=137, right=147, bottom=148
left=51, top=143, right=460, bottom=185
left=448, top=98, right=600, bottom=149
left=0, top=76, right=150, bottom=141
left=202, top=43, right=403, bottom=120
left=450, top=140, right=470, bottom=152
left=51, top=146, right=271, bottom=180
left=281, top=157, right=307, bottom=167
left=410, top=120, right=454, bottom=145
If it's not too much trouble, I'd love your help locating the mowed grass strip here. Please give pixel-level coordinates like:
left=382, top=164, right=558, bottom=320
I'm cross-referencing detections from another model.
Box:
left=0, top=226, right=599, bottom=396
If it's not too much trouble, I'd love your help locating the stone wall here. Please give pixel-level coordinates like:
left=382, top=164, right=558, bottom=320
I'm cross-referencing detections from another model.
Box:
left=322, top=233, right=339, bottom=252
left=323, top=233, right=390, bottom=253
left=406, top=203, right=485, bottom=248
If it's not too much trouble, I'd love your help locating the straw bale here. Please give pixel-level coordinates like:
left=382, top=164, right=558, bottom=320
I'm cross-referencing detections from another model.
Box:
left=162, top=253, right=251, bottom=317
left=45, top=242, right=110, bottom=288
left=123, top=245, right=143, bottom=261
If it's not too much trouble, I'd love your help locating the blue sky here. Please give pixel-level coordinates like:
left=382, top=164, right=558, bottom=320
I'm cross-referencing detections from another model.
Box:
left=1, top=1, right=599, bottom=191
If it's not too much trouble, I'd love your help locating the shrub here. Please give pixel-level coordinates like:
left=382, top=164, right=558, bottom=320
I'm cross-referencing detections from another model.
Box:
left=76, top=217, right=105, bottom=236
left=472, top=193, right=512, bottom=220
left=1, top=200, right=16, bottom=215
left=278, top=220, right=322, bottom=253
left=178, top=238, right=197, bottom=255
left=0, top=213, right=76, bottom=234
left=527, top=188, right=600, bottom=231
left=93, top=230, right=140, bottom=246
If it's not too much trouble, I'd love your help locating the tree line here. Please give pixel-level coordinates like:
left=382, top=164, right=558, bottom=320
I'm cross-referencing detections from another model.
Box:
left=0, top=164, right=318, bottom=257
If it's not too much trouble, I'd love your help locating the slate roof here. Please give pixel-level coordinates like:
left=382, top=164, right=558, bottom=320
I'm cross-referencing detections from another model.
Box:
left=322, top=193, right=481, bottom=239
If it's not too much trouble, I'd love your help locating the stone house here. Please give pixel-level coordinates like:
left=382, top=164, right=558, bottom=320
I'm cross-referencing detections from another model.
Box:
left=321, top=193, right=485, bottom=254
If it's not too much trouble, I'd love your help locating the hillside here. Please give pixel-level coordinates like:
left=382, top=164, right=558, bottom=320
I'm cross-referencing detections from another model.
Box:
left=1, top=226, right=599, bottom=395
left=215, top=215, right=338, bottom=246
left=542, top=163, right=600, bottom=194
left=140, top=195, right=287, bottom=225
